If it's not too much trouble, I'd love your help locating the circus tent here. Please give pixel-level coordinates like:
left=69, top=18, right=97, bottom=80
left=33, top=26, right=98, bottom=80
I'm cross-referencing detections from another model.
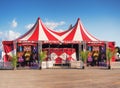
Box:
left=15, top=17, right=100, bottom=42
left=2, top=17, right=115, bottom=69
left=2, top=17, right=101, bottom=62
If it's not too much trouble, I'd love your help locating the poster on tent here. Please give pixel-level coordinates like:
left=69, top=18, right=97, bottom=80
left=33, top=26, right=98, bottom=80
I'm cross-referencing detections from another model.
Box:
left=24, top=46, right=31, bottom=51
left=93, top=46, right=99, bottom=51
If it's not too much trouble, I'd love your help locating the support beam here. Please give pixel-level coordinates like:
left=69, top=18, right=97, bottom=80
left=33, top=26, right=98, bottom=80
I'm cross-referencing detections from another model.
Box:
left=38, top=41, right=42, bottom=69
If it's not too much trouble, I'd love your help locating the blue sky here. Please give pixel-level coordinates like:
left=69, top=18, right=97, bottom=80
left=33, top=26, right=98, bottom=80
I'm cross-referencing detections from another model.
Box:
left=0, top=0, right=120, bottom=46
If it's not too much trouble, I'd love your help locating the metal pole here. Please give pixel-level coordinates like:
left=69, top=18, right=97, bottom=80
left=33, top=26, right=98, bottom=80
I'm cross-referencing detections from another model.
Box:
left=47, top=44, right=50, bottom=69
left=38, top=41, right=42, bottom=69
left=83, top=41, right=86, bottom=69
left=13, top=41, right=17, bottom=69
left=78, top=43, right=81, bottom=61
left=106, top=41, right=111, bottom=69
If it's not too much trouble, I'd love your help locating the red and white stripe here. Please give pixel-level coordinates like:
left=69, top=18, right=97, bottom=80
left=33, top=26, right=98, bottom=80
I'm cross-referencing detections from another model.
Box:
left=16, top=18, right=99, bottom=42
left=63, top=18, right=100, bottom=42
left=17, top=18, right=58, bottom=41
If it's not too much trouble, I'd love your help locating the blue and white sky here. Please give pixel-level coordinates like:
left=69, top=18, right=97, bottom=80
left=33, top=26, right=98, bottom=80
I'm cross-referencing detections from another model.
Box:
left=0, top=0, right=120, bottom=46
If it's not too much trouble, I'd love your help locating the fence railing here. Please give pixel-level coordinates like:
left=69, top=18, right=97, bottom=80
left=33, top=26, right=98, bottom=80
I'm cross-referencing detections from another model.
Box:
left=0, top=62, right=13, bottom=70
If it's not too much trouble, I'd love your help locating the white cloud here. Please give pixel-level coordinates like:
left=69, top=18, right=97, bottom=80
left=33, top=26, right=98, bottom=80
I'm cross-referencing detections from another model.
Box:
left=0, top=30, right=21, bottom=51
left=24, top=21, right=66, bottom=31
left=0, top=31, right=3, bottom=51
left=44, top=21, right=65, bottom=29
left=0, top=31, right=5, bottom=41
left=0, top=32, right=3, bottom=36
left=5, top=30, right=21, bottom=40
left=56, top=29, right=65, bottom=32
left=0, top=42, right=2, bottom=51
left=25, top=23, right=34, bottom=30
left=11, top=19, right=18, bottom=28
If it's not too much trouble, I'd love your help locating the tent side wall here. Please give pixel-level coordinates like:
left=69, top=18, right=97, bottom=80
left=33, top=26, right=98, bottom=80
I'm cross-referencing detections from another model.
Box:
left=2, top=41, right=14, bottom=62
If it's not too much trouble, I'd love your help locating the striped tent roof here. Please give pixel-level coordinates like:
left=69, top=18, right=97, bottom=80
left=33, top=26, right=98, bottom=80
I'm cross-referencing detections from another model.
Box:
left=16, top=17, right=100, bottom=42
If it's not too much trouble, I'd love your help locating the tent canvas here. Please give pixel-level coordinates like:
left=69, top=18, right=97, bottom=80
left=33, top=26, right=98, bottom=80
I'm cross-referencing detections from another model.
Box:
left=2, top=17, right=109, bottom=67
left=15, top=18, right=100, bottom=42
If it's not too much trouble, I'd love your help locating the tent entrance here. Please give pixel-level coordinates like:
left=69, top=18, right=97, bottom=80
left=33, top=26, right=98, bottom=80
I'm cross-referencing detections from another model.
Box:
left=42, top=43, right=79, bottom=66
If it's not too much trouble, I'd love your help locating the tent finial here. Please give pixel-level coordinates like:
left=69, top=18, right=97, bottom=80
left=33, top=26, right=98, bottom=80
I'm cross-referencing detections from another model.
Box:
left=38, top=17, right=40, bottom=20
left=78, top=18, right=80, bottom=21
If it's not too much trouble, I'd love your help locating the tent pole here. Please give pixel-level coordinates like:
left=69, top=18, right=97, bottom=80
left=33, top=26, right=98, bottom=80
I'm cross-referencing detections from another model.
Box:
left=78, top=42, right=81, bottom=61
left=47, top=44, right=50, bottom=69
left=106, top=41, right=111, bottom=69
left=83, top=41, right=87, bottom=68
left=38, top=41, right=42, bottom=69
left=13, top=41, right=17, bottom=69
left=13, top=41, right=17, bottom=56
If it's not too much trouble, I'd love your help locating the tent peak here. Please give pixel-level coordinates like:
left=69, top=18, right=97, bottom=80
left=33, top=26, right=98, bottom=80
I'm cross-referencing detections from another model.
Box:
left=37, top=17, right=42, bottom=21
left=38, top=17, right=40, bottom=20
left=77, top=18, right=80, bottom=21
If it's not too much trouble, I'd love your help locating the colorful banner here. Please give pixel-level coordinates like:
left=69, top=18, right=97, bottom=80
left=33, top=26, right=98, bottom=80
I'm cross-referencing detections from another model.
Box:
left=43, top=48, right=76, bottom=64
